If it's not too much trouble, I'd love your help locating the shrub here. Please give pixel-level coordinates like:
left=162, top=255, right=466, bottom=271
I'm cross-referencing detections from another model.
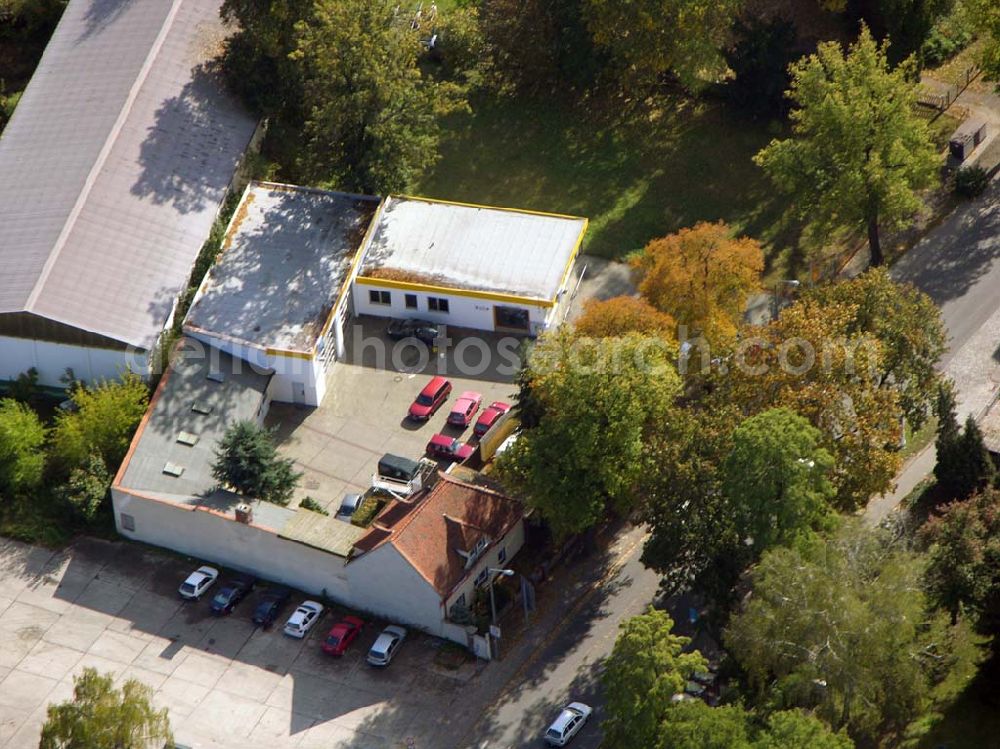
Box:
left=955, top=165, right=989, bottom=198
left=0, top=398, right=47, bottom=499
left=299, top=496, right=329, bottom=515
left=57, top=453, right=111, bottom=522
left=350, top=496, right=385, bottom=527
left=922, top=1, right=976, bottom=67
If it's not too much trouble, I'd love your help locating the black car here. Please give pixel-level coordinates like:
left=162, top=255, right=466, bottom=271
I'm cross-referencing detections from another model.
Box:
left=210, top=575, right=256, bottom=615
left=252, top=586, right=292, bottom=628
left=386, top=318, right=439, bottom=345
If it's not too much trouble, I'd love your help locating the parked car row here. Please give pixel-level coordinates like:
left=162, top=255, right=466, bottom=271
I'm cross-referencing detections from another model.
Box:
left=406, top=373, right=511, bottom=464
left=176, top=565, right=407, bottom=666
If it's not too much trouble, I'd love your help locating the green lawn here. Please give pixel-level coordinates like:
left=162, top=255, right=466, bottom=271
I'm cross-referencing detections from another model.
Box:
left=417, top=96, right=801, bottom=274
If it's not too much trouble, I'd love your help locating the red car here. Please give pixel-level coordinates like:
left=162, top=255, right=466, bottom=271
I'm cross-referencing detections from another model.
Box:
left=473, top=401, right=511, bottom=437
left=426, top=433, right=475, bottom=462
left=447, top=391, right=483, bottom=428
left=408, top=376, right=452, bottom=421
left=321, top=615, right=365, bottom=656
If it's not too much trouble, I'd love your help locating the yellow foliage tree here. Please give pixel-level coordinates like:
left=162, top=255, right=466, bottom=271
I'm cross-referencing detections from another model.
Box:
left=631, top=222, right=763, bottom=346
left=574, top=296, right=676, bottom=340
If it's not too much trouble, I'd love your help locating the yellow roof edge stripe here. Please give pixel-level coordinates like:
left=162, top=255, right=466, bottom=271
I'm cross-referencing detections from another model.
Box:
left=354, top=275, right=555, bottom=308
left=391, top=194, right=588, bottom=222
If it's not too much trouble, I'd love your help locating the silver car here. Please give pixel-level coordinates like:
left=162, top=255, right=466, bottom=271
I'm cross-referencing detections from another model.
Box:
left=178, top=565, right=218, bottom=600
left=366, top=624, right=407, bottom=666
left=283, top=601, right=324, bottom=638
left=544, top=702, right=592, bottom=746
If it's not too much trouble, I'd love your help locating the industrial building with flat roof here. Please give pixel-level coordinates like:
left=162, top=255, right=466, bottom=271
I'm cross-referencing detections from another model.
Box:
left=354, top=196, right=588, bottom=335
left=0, top=0, right=257, bottom=388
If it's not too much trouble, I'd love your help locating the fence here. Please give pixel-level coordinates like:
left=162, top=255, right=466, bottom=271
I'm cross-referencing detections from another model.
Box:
left=918, top=64, right=981, bottom=114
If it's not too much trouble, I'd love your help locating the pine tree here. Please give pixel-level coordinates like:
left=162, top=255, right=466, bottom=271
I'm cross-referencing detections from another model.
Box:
left=955, top=414, right=995, bottom=499
left=934, top=383, right=962, bottom=492
left=212, top=421, right=301, bottom=505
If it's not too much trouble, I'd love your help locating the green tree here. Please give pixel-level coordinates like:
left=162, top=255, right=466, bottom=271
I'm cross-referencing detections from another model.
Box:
left=212, top=421, right=301, bottom=506
left=805, top=268, right=945, bottom=429
left=726, top=521, right=953, bottom=741
left=51, top=374, right=149, bottom=474
left=755, top=710, right=854, bottom=749
left=934, top=381, right=962, bottom=489
left=722, top=407, right=836, bottom=554
left=583, top=0, right=742, bottom=91
left=601, top=609, right=706, bottom=748
left=40, top=667, right=172, bottom=749
left=499, top=332, right=680, bottom=537
left=867, top=0, right=954, bottom=66
left=755, top=26, right=938, bottom=267
left=0, top=399, right=46, bottom=499
left=724, top=17, right=798, bottom=120
left=957, top=414, right=996, bottom=497
left=934, top=390, right=995, bottom=500
left=969, top=0, right=1000, bottom=82
left=658, top=701, right=752, bottom=749
left=289, top=0, right=467, bottom=193
left=922, top=487, right=1000, bottom=634
left=58, top=453, right=112, bottom=522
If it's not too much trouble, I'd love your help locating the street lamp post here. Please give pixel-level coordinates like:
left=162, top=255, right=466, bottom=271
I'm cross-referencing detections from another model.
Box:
left=487, top=567, right=515, bottom=659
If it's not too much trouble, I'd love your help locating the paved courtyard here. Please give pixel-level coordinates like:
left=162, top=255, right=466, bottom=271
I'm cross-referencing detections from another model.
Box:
left=267, top=315, right=521, bottom=512
left=0, top=536, right=478, bottom=749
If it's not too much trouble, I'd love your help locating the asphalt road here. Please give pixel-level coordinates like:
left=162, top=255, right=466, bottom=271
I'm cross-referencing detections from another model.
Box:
left=462, top=527, right=661, bottom=749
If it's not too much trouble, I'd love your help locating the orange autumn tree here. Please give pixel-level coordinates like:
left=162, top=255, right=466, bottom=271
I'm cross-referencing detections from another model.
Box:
left=574, top=296, right=676, bottom=340
left=631, top=222, right=764, bottom=345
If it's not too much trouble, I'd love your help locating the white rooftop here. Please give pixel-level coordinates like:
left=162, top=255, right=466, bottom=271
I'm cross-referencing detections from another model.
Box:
left=184, top=182, right=379, bottom=353
left=358, top=196, right=588, bottom=301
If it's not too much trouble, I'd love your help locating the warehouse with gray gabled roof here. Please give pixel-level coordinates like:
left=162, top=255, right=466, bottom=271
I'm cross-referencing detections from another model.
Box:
left=0, top=0, right=258, bottom=388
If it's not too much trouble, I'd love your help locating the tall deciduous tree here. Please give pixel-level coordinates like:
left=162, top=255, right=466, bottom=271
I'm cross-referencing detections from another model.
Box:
left=755, top=710, right=854, bottom=749
left=632, top=222, right=764, bottom=346
left=722, top=407, right=836, bottom=553
left=0, top=398, right=46, bottom=499
left=726, top=521, right=955, bottom=741
left=499, top=332, right=680, bottom=537
left=969, top=0, right=1000, bottom=83
left=574, top=296, right=676, bottom=339
left=50, top=374, right=149, bottom=475
left=289, top=0, right=467, bottom=194
left=212, top=421, right=301, bottom=506
left=40, top=668, right=172, bottom=749
left=723, top=298, right=901, bottom=509
left=601, top=609, right=706, bottom=748
left=755, top=26, right=938, bottom=267
left=805, top=268, right=945, bottom=429
left=583, top=0, right=742, bottom=91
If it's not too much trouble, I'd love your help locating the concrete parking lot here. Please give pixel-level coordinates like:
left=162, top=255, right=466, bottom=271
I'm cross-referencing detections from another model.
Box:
left=0, top=536, right=478, bottom=749
left=267, top=316, right=521, bottom=512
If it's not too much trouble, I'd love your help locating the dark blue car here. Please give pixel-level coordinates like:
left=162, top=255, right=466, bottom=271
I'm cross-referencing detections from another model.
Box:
left=209, top=575, right=256, bottom=615
left=252, top=586, right=292, bottom=628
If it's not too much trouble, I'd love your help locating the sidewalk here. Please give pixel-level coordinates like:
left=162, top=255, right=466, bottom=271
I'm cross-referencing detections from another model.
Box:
left=408, top=522, right=648, bottom=749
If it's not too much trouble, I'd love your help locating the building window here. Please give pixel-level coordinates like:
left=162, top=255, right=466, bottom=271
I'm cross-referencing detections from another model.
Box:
left=428, top=297, right=450, bottom=313
left=497, top=547, right=507, bottom=564
left=474, top=568, right=489, bottom=587
left=405, top=293, right=418, bottom=309
left=369, top=289, right=391, bottom=305
left=120, top=513, right=135, bottom=531
left=494, top=306, right=530, bottom=332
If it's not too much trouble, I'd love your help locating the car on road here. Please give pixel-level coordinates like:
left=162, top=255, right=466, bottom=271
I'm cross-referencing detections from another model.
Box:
left=447, top=391, right=482, bottom=427
left=252, top=586, right=292, bottom=628
left=321, top=615, right=365, bottom=656
left=473, top=401, right=511, bottom=437
left=386, top=318, right=440, bottom=346
left=544, top=702, right=593, bottom=746
left=209, top=575, right=256, bottom=615
left=284, top=601, right=324, bottom=638
left=426, top=433, right=475, bottom=462
left=367, top=624, right=407, bottom=666
left=178, top=566, right=219, bottom=600
left=408, top=376, right=452, bottom=421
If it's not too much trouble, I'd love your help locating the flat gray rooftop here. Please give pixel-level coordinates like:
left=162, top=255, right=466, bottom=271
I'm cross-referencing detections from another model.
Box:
left=358, top=196, right=588, bottom=301
left=185, top=182, right=379, bottom=353
left=118, top=338, right=274, bottom=507
left=0, top=0, right=256, bottom=349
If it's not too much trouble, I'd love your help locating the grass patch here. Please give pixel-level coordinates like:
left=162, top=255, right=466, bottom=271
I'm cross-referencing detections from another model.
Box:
left=900, top=416, right=938, bottom=464
left=418, top=95, right=808, bottom=277
left=351, top=496, right=386, bottom=528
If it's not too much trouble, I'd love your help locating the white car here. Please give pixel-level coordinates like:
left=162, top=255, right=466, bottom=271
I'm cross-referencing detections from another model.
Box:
left=366, top=625, right=407, bottom=666
left=283, top=601, right=324, bottom=638
left=544, top=702, right=592, bottom=746
left=178, top=566, right=219, bottom=600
